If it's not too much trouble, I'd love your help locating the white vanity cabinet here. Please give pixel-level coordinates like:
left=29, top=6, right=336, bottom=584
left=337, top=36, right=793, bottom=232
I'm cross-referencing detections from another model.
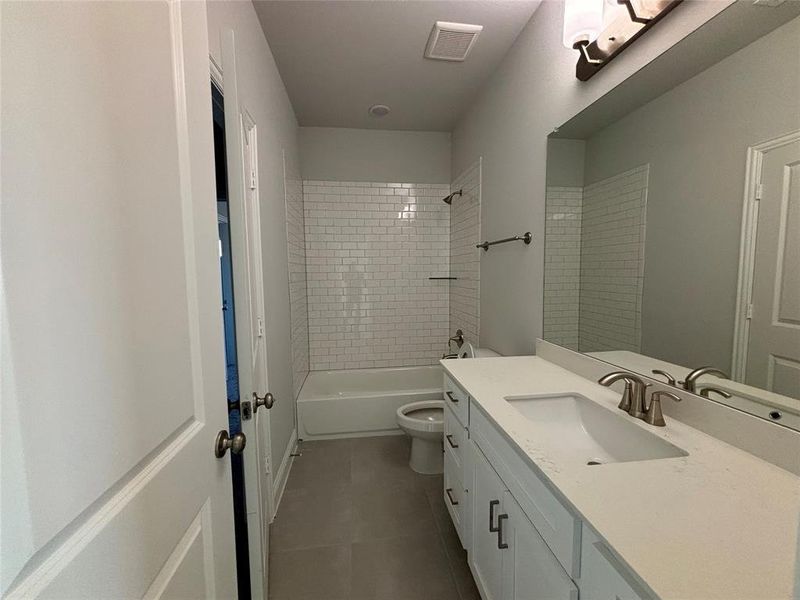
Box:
left=469, top=439, right=578, bottom=600
left=441, top=372, right=649, bottom=600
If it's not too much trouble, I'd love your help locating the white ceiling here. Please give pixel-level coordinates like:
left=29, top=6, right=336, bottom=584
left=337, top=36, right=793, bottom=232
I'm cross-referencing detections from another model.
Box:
left=253, top=0, right=542, bottom=132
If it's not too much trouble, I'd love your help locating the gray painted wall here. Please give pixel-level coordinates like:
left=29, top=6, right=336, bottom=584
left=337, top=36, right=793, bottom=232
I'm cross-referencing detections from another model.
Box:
left=300, top=127, right=451, bottom=183
left=546, top=139, right=585, bottom=187
left=582, top=16, right=800, bottom=371
left=207, top=1, right=300, bottom=470
left=451, top=0, right=733, bottom=356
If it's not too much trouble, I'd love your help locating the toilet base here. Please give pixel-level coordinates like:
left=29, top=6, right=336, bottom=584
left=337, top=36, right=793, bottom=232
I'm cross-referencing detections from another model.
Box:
left=409, top=437, right=443, bottom=474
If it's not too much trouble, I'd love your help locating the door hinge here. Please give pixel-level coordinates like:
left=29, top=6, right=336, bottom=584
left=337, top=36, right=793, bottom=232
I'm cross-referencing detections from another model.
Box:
left=755, top=183, right=764, bottom=201
left=746, top=303, right=754, bottom=320
left=249, top=169, right=257, bottom=190
left=257, top=316, right=265, bottom=337
left=264, top=455, right=271, bottom=475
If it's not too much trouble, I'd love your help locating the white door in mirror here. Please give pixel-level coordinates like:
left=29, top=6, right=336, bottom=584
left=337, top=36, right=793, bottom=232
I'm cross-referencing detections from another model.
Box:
left=746, top=138, right=800, bottom=398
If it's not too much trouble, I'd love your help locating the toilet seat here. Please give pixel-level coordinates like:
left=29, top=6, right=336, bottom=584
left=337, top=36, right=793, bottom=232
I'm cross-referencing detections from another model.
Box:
left=396, top=400, right=444, bottom=434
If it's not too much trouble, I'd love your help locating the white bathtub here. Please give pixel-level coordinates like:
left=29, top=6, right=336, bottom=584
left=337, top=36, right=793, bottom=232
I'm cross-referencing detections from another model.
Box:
left=297, top=365, right=444, bottom=440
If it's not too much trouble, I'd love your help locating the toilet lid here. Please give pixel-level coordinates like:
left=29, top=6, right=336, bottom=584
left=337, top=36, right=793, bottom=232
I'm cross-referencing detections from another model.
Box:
left=404, top=407, right=443, bottom=422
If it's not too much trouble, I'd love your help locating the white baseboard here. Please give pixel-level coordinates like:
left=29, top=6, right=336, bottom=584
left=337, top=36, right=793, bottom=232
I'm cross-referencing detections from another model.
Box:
left=298, top=429, right=405, bottom=441
left=271, top=429, right=297, bottom=521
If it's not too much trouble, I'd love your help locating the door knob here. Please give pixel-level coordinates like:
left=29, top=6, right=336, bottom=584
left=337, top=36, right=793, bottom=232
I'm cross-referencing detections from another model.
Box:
left=253, top=391, right=274, bottom=412
left=215, top=430, right=246, bottom=458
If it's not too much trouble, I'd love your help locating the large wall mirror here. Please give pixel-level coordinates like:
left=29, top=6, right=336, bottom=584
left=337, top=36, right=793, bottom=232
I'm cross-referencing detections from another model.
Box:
left=544, top=1, right=800, bottom=432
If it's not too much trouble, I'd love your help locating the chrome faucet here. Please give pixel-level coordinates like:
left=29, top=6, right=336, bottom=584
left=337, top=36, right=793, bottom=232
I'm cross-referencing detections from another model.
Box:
left=441, top=352, right=460, bottom=360
left=598, top=371, right=649, bottom=419
left=681, top=366, right=728, bottom=393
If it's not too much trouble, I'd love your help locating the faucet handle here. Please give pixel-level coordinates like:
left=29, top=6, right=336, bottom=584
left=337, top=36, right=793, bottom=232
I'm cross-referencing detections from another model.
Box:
left=645, top=391, right=682, bottom=427
left=699, top=386, right=732, bottom=399
left=651, top=369, right=677, bottom=386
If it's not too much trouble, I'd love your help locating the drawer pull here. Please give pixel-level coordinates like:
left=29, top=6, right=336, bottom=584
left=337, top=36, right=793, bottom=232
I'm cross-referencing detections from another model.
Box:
left=497, top=514, right=509, bottom=549
left=445, top=391, right=459, bottom=403
left=445, top=487, right=459, bottom=506
left=489, top=499, right=500, bottom=532
left=445, top=434, right=459, bottom=449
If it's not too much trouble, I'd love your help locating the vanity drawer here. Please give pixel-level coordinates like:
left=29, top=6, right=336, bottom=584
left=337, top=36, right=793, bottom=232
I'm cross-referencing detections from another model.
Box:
left=579, top=526, right=649, bottom=600
left=444, top=374, right=469, bottom=426
left=443, top=449, right=465, bottom=546
left=444, top=404, right=466, bottom=471
left=470, top=402, right=581, bottom=578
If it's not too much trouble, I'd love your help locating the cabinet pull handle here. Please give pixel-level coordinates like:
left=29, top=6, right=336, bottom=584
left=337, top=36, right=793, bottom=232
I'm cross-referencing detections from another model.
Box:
left=489, top=500, right=500, bottom=532
left=445, top=391, right=459, bottom=403
left=497, top=514, right=509, bottom=549
left=445, top=487, right=459, bottom=506
left=445, top=434, right=459, bottom=449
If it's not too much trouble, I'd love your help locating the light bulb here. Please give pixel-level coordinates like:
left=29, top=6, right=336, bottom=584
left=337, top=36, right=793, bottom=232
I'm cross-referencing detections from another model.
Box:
left=562, top=0, right=605, bottom=49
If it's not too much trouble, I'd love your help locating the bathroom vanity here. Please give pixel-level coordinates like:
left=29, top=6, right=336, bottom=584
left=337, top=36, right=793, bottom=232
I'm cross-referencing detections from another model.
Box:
left=441, top=356, right=800, bottom=600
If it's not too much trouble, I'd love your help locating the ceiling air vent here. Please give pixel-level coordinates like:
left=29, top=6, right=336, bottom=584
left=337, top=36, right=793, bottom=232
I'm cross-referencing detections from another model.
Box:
left=424, top=21, right=483, bottom=62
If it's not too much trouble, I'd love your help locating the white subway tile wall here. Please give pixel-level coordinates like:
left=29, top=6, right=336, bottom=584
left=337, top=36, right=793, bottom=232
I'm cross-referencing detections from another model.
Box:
left=543, top=186, right=582, bottom=351
left=303, top=181, right=451, bottom=370
left=449, top=159, right=481, bottom=347
left=285, top=156, right=309, bottom=399
left=579, top=165, right=648, bottom=352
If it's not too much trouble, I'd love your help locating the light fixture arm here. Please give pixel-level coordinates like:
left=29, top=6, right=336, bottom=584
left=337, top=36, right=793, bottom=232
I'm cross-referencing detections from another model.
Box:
left=576, top=40, right=603, bottom=65
left=622, top=0, right=655, bottom=24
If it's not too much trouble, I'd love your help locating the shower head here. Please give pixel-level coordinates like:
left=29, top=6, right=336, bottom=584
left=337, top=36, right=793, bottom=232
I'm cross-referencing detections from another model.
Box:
left=442, top=189, right=463, bottom=205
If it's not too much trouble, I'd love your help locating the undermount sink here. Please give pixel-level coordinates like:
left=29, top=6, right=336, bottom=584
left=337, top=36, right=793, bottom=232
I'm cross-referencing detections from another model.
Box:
left=505, top=393, right=688, bottom=465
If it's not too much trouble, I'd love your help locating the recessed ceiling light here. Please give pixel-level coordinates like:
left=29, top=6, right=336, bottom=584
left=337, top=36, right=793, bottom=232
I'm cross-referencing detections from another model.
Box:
left=368, top=104, right=390, bottom=117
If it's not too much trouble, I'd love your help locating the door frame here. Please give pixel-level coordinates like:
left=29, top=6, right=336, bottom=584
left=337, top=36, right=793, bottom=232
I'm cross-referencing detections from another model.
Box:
left=731, top=129, right=800, bottom=381
left=212, top=31, right=274, bottom=599
left=239, top=106, right=273, bottom=600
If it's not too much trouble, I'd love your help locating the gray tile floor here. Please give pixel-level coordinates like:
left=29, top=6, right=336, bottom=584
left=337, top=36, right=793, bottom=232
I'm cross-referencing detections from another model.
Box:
left=269, top=435, right=481, bottom=600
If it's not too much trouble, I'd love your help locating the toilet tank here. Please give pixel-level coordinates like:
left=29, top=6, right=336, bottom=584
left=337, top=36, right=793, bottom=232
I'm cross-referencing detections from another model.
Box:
left=463, top=341, right=502, bottom=358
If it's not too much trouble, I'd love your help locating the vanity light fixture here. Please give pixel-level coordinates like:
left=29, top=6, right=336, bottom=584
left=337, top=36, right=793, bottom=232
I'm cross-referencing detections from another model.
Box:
left=563, top=0, right=683, bottom=81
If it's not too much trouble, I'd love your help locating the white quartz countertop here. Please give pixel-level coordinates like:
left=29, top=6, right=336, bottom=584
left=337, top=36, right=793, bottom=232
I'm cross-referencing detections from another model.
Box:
left=441, top=356, right=800, bottom=600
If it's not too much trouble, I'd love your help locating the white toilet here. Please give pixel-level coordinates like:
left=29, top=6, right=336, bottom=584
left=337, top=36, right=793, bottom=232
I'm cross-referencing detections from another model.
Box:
left=396, top=400, right=445, bottom=474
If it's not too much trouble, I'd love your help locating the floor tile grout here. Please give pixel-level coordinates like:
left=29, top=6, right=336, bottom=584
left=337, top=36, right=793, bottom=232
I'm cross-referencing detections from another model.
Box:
left=425, top=485, right=472, bottom=600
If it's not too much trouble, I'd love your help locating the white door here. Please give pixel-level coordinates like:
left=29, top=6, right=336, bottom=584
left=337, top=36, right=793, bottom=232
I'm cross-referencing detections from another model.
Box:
left=470, top=442, right=505, bottom=600
left=219, top=31, right=273, bottom=600
left=1, top=2, right=238, bottom=598
left=746, top=138, right=800, bottom=399
left=501, top=491, right=578, bottom=600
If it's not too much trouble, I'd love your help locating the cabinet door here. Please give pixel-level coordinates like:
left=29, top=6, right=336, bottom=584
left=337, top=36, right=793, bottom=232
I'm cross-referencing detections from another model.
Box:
left=501, top=491, right=578, bottom=600
left=470, top=441, right=506, bottom=600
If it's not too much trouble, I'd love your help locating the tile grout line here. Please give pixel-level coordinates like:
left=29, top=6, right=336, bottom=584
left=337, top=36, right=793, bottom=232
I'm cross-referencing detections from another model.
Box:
left=423, top=485, right=470, bottom=600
